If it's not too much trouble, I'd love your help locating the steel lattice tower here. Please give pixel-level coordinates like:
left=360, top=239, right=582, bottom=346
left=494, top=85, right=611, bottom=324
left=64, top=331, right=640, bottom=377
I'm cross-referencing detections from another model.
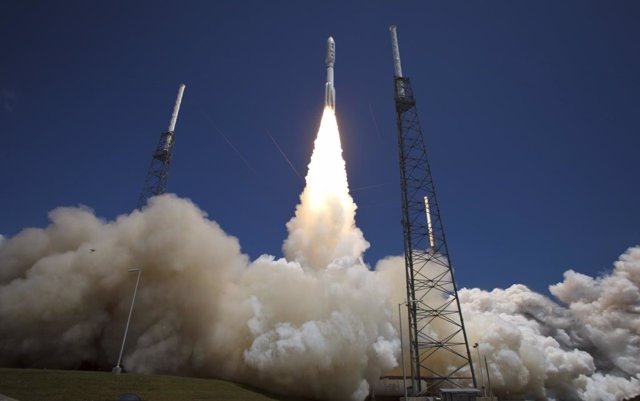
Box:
left=389, top=26, right=476, bottom=396
left=137, top=84, right=186, bottom=209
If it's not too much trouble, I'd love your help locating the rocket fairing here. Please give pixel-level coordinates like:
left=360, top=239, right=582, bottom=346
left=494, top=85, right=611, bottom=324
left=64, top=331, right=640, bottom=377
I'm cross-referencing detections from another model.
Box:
left=325, top=36, right=336, bottom=109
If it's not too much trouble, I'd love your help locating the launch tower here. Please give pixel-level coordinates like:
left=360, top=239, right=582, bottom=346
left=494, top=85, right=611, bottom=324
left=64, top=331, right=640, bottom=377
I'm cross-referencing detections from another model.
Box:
left=137, top=84, right=186, bottom=209
left=389, top=26, right=476, bottom=395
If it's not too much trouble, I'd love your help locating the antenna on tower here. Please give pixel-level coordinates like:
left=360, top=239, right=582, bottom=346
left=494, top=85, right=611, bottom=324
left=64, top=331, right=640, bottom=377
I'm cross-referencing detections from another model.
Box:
left=137, top=84, right=186, bottom=209
left=389, top=25, right=476, bottom=396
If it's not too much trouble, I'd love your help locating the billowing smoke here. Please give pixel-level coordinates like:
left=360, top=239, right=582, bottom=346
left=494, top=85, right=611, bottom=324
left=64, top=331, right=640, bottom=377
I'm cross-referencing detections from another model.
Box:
left=0, top=106, right=397, bottom=401
left=461, top=247, right=640, bottom=401
left=377, top=251, right=640, bottom=401
left=0, top=194, right=398, bottom=401
left=1, top=106, right=639, bottom=401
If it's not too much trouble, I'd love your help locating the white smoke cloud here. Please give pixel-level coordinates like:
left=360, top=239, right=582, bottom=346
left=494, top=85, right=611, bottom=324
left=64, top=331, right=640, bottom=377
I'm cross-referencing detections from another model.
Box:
left=0, top=195, right=398, bottom=401
left=1, top=196, right=639, bottom=401
left=456, top=246, right=640, bottom=401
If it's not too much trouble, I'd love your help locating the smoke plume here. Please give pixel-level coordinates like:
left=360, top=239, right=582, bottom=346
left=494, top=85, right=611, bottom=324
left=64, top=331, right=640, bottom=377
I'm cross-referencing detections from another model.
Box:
left=0, top=194, right=398, bottom=401
left=460, top=246, right=640, bottom=401
left=283, top=107, right=369, bottom=270
left=1, top=106, right=639, bottom=401
left=0, top=106, right=395, bottom=401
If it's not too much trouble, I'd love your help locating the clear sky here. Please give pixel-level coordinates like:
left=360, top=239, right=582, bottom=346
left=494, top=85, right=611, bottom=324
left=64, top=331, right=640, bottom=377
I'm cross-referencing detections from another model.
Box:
left=1, top=1, right=638, bottom=295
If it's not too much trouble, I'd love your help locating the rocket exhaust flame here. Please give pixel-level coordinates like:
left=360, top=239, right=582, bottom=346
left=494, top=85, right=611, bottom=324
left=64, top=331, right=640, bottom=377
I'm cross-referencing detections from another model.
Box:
left=283, top=106, right=369, bottom=270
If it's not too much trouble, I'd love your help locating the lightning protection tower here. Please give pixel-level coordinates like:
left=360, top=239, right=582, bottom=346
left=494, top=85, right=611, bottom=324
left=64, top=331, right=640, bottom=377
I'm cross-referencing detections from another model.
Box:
left=389, top=26, right=476, bottom=396
left=137, top=84, right=186, bottom=209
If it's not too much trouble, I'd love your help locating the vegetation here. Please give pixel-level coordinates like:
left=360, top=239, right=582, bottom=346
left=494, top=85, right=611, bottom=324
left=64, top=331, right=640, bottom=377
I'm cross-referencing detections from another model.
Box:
left=0, top=368, right=307, bottom=401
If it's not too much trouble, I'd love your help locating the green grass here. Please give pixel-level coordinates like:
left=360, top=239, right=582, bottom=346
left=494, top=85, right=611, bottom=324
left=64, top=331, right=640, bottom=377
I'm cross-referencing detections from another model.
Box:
left=0, top=368, right=308, bottom=401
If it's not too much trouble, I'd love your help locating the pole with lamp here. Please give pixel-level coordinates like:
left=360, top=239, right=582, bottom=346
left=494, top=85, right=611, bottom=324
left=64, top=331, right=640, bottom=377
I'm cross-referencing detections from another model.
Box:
left=473, top=343, right=486, bottom=396
left=484, top=356, right=493, bottom=398
left=113, top=268, right=142, bottom=374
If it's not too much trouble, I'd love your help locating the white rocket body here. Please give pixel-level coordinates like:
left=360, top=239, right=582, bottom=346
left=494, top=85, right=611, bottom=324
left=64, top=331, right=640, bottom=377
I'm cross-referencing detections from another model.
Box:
left=325, top=36, right=336, bottom=109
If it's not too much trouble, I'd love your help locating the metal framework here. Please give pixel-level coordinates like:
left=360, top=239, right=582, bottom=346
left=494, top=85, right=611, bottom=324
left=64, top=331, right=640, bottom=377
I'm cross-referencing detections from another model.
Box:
left=137, top=84, right=185, bottom=209
left=391, top=27, right=476, bottom=396
left=137, top=130, right=176, bottom=208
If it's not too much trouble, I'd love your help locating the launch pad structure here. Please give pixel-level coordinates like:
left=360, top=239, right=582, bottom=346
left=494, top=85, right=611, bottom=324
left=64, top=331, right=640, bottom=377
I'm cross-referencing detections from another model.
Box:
left=137, top=84, right=186, bottom=209
left=389, top=25, right=477, bottom=396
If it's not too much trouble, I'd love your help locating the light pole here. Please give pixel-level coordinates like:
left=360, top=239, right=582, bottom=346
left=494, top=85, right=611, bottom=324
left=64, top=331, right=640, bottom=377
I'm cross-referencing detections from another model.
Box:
left=484, top=355, right=493, bottom=398
left=473, top=343, right=486, bottom=396
left=113, top=268, right=142, bottom=375
left=398, top=303, right=407, bottom=400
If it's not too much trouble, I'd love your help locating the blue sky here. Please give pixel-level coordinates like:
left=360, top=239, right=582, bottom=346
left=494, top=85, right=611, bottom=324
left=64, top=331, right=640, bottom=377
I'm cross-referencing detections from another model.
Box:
left=1, top=1, right=638, bottom=295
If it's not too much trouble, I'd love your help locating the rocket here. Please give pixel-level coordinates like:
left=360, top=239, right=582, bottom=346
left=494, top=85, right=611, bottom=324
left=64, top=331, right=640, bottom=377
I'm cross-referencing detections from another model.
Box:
left=325, top=36, right=336, bottom=109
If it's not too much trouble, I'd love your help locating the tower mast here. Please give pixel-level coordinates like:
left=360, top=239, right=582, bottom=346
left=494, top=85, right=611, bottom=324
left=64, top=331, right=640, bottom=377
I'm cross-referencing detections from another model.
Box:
left=389, top=25, right=476, bottom=395
left=137, top=84, right=186, bottom=209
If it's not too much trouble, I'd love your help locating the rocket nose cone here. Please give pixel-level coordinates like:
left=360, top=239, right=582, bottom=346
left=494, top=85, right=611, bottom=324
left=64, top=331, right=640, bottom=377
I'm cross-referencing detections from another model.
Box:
left=325, top=35, right=336, bottom=67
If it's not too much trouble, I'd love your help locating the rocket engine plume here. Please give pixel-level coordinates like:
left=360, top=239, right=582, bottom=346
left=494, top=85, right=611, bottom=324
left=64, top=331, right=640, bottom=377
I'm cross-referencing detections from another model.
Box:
left=283, top=106, right=369, bottom=270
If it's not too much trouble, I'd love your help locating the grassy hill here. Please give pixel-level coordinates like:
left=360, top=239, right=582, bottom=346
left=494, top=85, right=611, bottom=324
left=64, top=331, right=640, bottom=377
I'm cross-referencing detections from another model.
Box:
left=0, top=368, right=308, bottom=401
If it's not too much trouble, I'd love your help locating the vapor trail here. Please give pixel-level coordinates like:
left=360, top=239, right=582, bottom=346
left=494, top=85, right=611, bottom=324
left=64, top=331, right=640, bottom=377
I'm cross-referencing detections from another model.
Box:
left=265, top=129, right=302, bottom=179
left=350, top=182, right=391, bottom=193
left=197, top=107, right=258, bottom=176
